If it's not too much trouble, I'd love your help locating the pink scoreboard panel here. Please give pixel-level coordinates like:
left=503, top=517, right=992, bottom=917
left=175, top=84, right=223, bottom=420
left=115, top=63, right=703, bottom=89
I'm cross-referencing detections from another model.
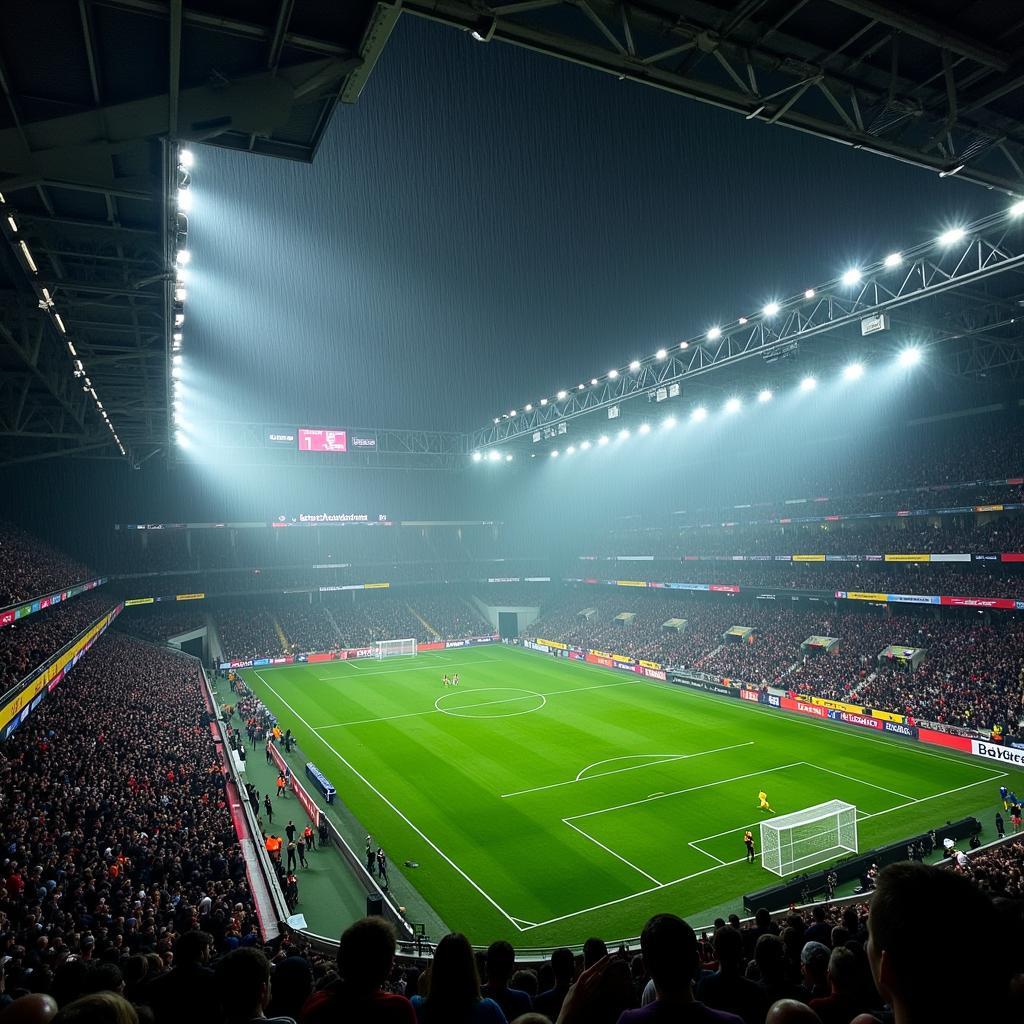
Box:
left=298, top=428, right=346, bottom=452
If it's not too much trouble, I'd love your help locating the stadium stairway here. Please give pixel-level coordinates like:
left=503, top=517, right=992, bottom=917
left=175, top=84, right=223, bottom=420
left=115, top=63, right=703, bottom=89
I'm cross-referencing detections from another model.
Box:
left=407, top=605, right=439, bottom=639
left=323, top=606, right=345, bottom=643
left=273, top=617, right=289, bottom=654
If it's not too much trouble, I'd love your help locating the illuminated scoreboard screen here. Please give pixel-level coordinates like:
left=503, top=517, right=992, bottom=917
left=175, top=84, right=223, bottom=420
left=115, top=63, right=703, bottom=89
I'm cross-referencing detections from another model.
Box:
left=298, top=428, right=347, bottom=452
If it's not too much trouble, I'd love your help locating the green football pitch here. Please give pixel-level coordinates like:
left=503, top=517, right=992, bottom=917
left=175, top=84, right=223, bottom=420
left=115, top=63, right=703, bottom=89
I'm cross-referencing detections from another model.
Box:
left=243, top=645, right=1022, bottom=946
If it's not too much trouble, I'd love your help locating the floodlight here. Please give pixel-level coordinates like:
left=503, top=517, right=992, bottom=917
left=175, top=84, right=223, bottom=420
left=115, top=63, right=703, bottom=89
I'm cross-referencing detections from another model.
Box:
left=176, top=189, right=193, bottom=212
left=505, top=454, right=513, bottom=462
left=6, top=215, right=17, bottom=232
left=800, top=375, right=817, bottom=391
left=639, top=423, right=651, bottom=434
left=884, top=251, right=903, bottom=268
left=707, top=326, right=721, bottom=341
left=557, top=390, right=567, bottom=400
left=691, top=406, right=707, bottom=422
left=1011, top=199, right=1024, bottom=218
left=763, top=302, right=780, bottom=317
left=898, top=346, right=922, bottom=367
left=175, top=430, right=190, bottom=447
left=841, top=268, right=862, bottom=286
left=525, top=404, right=534, bottom=412
left=540, top=398, right=548, bottom=406
left=804, top=289, right=815, bottom=299
left=567, top=445, right=576, bottom=454
left=18, top=241, right=38, bottom=272
left=173, top=331, right=183, bottom=344
left=551, top=450, right=559, bottom=457
left=629, top=360, right=641, bottom=371
left=488, top=450, right=500, bottom=462
left=738, top=317, right=748, bottom=325
left=725, top=397, right=741, bottom=414
left=843, top=361, right=865, bottom=381
left=175, top=287, right=187, bottom=302
left=175, top=249, right=191, bottom=265
left=937, top=227, right=965, bottom=246
left=179, top=149, right=195, bottom=168
left=618, top=428, right=630, bottom=439
left=172, top=353, right=183, bottom=366
left=680, top=341, right=689, bottom=350
left=608, top=369, right=619, bottom=379
left=598, top=435, right=609, bottom=445
left=591, top=378, right=599, bottom=385
left=757, top=388, right=773, bottom=403
left=663, top=415, right=676, bottom=428
left=656, top=348, right=667, bottom=359
left=54, top=314, right=66, bottom=334
left=581, top=440, right=592, bottom=450
left=174, top=313, right=184, bottom=327
left=171, top=364, right=182, bottom=379
left=493, top=417, right=500, bottom=424
left=578, top=383, right=585, bottom=390
left=470, top=15, right=496, bottom=41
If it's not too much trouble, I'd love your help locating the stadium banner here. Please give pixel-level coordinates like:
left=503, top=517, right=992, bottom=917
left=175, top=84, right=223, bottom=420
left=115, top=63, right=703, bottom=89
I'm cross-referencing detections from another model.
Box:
left=124, top=597, right=154, bottom=606
left=884, top=553, right=931, bottom=562
left=882, top=720, right=918, bottom=738
left=740, top=688, right=761, bottom=703
left=792, top=554, right=826, bottom=562
left=639, top=659, right=662, bottom=670
left=220, top=656, right=296, bottom=670
left=304, top=762, right=336, bottom=803
left=917, top=727, right=973, bottom=753
left=537, top=638, right=568, bottom=650
left=870, top=708, right=907, bottom=724
left=970, top=740, right=1024, bottom=768
left=666, top=582, right=711, bottom=591
left=886, top=593, right=941, bottom=605
left=0, top=575, right=108, bottom=631
left=417, top=642, right=445, bottom=652
left=443, top=636, right=498, bottom=649
left=175, top=592, right=205, bottom=601
left=1001, top=553, right=1024, bottom=562
left=709, top=584, right=740, bottom=593
left=615, top=580, right=648, bottom=587
left=837, top=591, right=888, bottom=602
left=931, top=553, right=972, bottom=563
left=306, top=652, right=337, bottom=663
left=0, top=602, right=122, bottom=737
left=810, top=696, right=866, bottom=715
left=364, top=582, right=390, bottom=589
left=974, top=553, right=1000, bottom=561
left=266, top=744, right=321, bottom=827
left=586, top=653, right=614, bottom=669
left=780, top=697, right=828, bottom=719
left=974, top=504, right=1004, bottom=513
left=940, top=596, right=1018, bottom=609
left=668, top=671, right=739, bottom=697
left=829, top=709, right=884, bottom=731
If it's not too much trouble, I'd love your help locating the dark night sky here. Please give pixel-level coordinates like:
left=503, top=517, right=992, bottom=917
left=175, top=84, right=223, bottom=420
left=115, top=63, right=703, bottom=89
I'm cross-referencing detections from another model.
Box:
left=184, top=14, right=999, bottom=436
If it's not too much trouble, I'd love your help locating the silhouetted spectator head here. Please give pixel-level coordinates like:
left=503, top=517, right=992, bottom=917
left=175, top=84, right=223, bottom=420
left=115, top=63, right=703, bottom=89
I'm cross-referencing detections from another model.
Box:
left=0, top=994, right=58, bottom=1024
left=728, top=914, right=742, bottom=930
left=765, top=998, right=822, bottom=1024
left=800, top=942, right=830, bottom=992
left=867, top=862, right=1008, bottom=1021
left=713, top=926, right=744, bottom=971
left=337, top=917, right=397, bottom=993
left=486, top=941, right=516, bottom=984
left=510, top=970, right=538, bottom=997
left=755, top=934, right=786, bottom=983
left=267, top=957, right=313, bottom=1020
left=424, top=933, right=481, bottom=1014
left=825, top=947, right=857, bottom=997
left=215, top=948, right=271, bottom=1023
left=550, top=948, right=575, bottom=984
left=51, top=993, right=137, bottom=1024
left=583, top=938, right=608, bottom=969
left=640, top=914, right=698, bottom=998
left=173, top=931, right=212, bottom=968
left=83, top=965, right=122, bottom=997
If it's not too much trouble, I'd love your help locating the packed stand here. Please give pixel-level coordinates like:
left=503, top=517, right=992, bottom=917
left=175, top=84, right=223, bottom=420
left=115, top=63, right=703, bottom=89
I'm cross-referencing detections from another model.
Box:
left=0, top=591, right=115, bottom=692
left=0, top=523, right=93, bottom=607
left=117, top=605, right=206, bottom=643
left=407, top=594, right=490, bottom=640
left=0, top=632, right=256, bottom=1010
left=279, top=605, right=342, bottom=653
left=215, top=606, right=285, bottom=662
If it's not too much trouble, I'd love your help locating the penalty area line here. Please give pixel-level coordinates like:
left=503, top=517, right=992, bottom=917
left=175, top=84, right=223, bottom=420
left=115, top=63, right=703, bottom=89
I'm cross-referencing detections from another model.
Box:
left=563, top=818, right=663, bottom=887
left=251, top=671, right=527, bottom=933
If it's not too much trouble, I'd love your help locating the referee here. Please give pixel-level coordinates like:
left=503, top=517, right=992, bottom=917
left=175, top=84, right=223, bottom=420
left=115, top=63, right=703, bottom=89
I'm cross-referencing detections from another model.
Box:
left=744, top=830, right=756, bottom=863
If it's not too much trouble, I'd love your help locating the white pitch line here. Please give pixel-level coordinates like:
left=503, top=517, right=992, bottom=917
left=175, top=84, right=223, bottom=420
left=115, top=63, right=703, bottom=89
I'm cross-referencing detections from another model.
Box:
left=566, top=763, right=805, bottom=822
left=810, top=762, right=917, bottom=802
left=315, top=658, right=502, bottom=680
left=251, top=671, right=527, bottom=933
left=501, top=742, right=755, bottom=799
left=563, top=818, right=663, bottom=887
left=688, top=842, right=726, bottom=865
left=860, top=772, right=1009, bottom=821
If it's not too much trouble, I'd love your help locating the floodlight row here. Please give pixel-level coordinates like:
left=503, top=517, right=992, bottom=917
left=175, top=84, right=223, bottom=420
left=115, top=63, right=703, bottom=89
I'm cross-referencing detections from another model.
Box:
left=489, top=200, right=1024, bottom=428
left=173, top=148, right=194, bottom=449
left=0, top=193, right=126, bottom=455
left=473, top=347, right=923, bottom=462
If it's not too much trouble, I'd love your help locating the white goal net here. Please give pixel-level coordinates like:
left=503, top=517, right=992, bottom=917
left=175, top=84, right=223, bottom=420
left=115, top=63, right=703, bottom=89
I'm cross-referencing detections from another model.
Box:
left=374, top=638, right=417, bottom=659
left=760, top=800, right=857, bottom=877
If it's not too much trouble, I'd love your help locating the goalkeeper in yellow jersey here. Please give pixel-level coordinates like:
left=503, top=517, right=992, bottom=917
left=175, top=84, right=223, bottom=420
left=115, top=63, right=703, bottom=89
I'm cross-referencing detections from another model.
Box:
left=757, top=789, right=775, bottom=813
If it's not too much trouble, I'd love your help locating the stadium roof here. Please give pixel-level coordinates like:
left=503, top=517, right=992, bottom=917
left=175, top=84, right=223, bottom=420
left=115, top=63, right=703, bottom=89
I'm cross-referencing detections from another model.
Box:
left=1, top=0, right=1023, bottom=470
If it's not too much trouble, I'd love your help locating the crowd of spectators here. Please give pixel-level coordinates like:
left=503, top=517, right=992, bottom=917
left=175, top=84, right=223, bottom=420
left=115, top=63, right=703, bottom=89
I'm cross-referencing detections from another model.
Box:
left=0, top=523, right=94, bottom=608
left=0, top=593, right=115, bottom=693
left=116, top=607, right=206, bottom=644
left=278, top=606, right=342, bottom=654
left=408, top=594, right=490, bottom=640
left=214, top=607, right=285, bottom=662
left=0, top=632, right=256, bottom=1013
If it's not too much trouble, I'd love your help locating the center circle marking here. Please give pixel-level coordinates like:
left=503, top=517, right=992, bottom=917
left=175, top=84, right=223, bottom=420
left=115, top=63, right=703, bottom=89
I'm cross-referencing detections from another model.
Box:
left=434, top=686, right=547, bottom=719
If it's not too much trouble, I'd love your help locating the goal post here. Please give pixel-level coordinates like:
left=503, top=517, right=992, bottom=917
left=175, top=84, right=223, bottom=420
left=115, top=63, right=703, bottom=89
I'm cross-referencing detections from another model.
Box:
left=374, top=638, right=417, bottom=659
left=760, top=800, right=857, bottom=877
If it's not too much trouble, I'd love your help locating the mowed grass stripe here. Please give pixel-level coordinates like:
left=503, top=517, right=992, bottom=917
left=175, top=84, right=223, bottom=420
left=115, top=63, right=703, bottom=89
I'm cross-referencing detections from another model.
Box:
left=245, top=645, right=1021, bottom=944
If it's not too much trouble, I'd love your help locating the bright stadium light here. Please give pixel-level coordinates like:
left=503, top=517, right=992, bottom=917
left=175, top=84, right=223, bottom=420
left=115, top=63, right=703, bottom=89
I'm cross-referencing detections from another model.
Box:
left=763, top=301, right=780, bottom=317
left=472, top=451, right=482, bottom=462
left=505, top=454, right=513, bottom=462
left=707, top=326, right=721, bottom=341
left=591, top=378, right=599, bottom=386
left=557, top=390, right=567, bottom=400
left=938, top=227, right=965, bottom=246
left=551, top=449, right=559, bottom=458
left=488, top=450, right=501, bottom=462
left=175, top=430, right=190, bottom=447
left=725, top=397, right=742, bottom=414
left=540, top=398, right=548, bottom=406
left=898, top=346, right=922, bottom=367
left=524, top=404, right=532, bottom=412
left=618, top=428, right=630, bottom=440
left=509, top=409, right=517, bottom=417
left=884, top=251, right=903, bottom=268
left=598, top=435, right=609, bottom=446
left=177, top=188, right=193, bottom=212
left=172, top=353, right=183, bottom=366
left=738, top=316, right=748, bottom=325
left=691, top=405, right=708, bottom=422
left=175, top=249, right=191, bottom=265
left=179, top=149, right=195, bottom=168
left=662, top=415, right=677, bottom=428
left=567, top=445, right=576, bottom=455
left=171, top=364, right=183, bottom=379
left=804, top=288, right=815, bottom=299
left=843, top=361, right=865, bottom=381
left=841, top=268, right=862, bottom=286
left=629, top=360, right=641, bottom=371
left=656, top=348, right=667, bottom=359
left=758, top=388, right=773, bottom=403
left=578, top=383, right=585, bottom=390
left=175, top=287, right=187, bottom=302
left=608, top=369, right=619, bottom=379
left=639, top=422, right=651, bottom=434
left=1011, top=199, right=1024, bottom=218
left=800, top=375, right=817, bottom=391
left=581, top=440, right=592, bottom=450
left=493, top=417, right=500, bottom=424
left=680, top=341, right=689, bottom=350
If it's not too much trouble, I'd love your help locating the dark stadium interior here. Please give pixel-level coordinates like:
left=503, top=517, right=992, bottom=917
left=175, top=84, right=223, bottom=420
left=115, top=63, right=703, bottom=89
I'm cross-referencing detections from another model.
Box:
left=2, top=2, right=1024, bottom=1024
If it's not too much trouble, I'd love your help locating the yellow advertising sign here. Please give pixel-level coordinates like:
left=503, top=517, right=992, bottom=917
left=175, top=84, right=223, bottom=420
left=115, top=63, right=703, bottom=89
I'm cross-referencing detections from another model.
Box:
left=615, top=580, right=648, bottom=587
left=639, top=659, right=662, bottom=670
left=846, top=591, right=888, bottom=602
left=176, top=593, right=205, bottom=601
left=125, top=597, right=154, bottom=606
left=589, top=649, right=612, bottom=659
left=810, top=696, right=865, bottom=715
left=869, top=708, right=906, bottom=724
left=538, top=638, right=567, bottom=650
left=884, top=553, right=931, bottom=562
left=363, top=582, right=390, bottom=589
left=792, top=554, right=826, bottom=562
left=611, top=654, right=632, bottom=663
left=974, top=504, right=1004, bottom=513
